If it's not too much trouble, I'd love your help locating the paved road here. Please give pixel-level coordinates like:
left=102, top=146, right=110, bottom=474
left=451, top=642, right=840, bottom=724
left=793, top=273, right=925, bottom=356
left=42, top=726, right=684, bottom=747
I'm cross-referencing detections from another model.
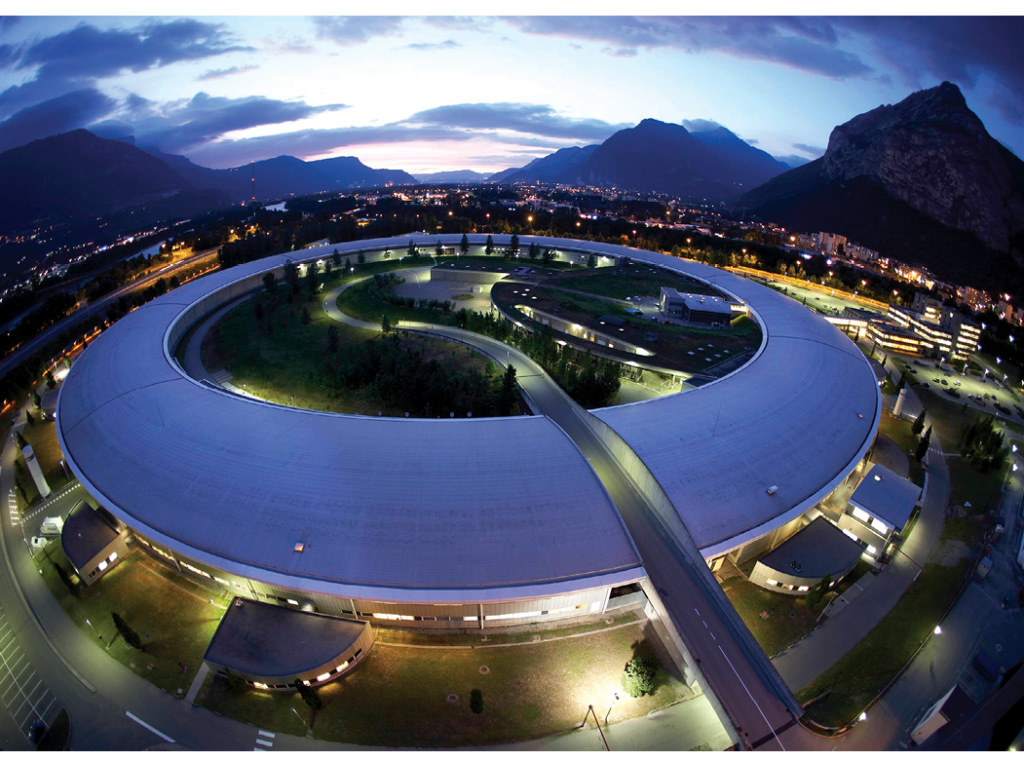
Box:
left=322, top=279, right=810, bottom=751
left=0, top=248, right=220, bottom=380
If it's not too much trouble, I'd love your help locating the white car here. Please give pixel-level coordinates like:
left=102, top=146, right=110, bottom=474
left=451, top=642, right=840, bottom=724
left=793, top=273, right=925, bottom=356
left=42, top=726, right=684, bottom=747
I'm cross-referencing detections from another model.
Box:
left=31, top=537, right=49, bottom=550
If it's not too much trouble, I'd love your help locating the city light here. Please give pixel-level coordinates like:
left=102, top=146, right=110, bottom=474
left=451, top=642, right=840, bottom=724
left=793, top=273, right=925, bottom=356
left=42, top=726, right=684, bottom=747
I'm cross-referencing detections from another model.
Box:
left=934, top=625, right=942, bottom=635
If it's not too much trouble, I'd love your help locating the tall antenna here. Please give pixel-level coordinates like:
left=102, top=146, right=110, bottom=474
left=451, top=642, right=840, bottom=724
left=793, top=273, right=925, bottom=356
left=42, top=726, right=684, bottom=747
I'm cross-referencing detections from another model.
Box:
left=251, top=160, right=255, bottom=203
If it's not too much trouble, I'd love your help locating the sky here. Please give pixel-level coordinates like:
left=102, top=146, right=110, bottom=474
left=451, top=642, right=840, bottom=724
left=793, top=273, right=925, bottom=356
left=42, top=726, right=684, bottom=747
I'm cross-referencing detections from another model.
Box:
left=0, top=15, right=1022, bottom=175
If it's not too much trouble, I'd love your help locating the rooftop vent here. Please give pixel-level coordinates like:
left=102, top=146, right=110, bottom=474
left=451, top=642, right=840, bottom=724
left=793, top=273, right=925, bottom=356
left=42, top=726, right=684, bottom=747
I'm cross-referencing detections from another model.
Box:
left=294, top=543, right=305, bottom=553
left=235, top=599, right=244, bottom=608
left=766, top=485, right=779, bottom=496
left=874, top=475, right=882, bottom=482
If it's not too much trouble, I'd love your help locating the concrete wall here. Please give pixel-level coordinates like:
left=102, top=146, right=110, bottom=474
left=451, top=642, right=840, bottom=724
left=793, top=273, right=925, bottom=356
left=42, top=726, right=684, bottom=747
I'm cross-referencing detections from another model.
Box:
left=431, top=268, right=507, bottom=285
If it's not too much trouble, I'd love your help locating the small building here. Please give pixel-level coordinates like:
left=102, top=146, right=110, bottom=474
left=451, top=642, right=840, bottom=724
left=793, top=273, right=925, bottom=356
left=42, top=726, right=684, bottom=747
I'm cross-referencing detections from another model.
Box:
left=61, top=501, right=130, bottom=586
left=659, top=288, right=732, bottom=327
left=748, top=517, right=864, bottom=595
left=840, top=463, right=921, bottom=559
left=204, top=598, right=375, bottom=691
left=911, top=685, right=977, bottom=745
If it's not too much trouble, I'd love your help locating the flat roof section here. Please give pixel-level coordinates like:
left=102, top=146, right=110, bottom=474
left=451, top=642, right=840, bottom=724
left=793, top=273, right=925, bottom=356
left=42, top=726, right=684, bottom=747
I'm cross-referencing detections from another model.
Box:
left=757, top=517, right=863, bottom=580
left=61, top=501, right=119, bottom=571
left=849, top=463, right=921, bottom=529
left=204, top=598, right=367, bottom=678
left=660, top=288, right=733, bottom=315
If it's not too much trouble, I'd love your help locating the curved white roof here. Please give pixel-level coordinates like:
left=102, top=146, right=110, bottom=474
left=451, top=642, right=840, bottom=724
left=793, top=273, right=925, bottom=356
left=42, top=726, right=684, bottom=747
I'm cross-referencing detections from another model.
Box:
left=57, top=233, right=879, bottom=600
left=56, top=243, right=643, bottom=603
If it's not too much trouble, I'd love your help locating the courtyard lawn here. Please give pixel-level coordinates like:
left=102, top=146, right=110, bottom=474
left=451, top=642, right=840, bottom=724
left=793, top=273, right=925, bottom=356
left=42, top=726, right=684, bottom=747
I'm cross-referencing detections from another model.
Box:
left=877, top=414, right=925, bottom=486
left=36, top=543, right=223, bottom=695
left=550, top=264, right=718, bottom=300
left=796, top=560, right=970, bottom=728
left=195, top=618, right=692, bottom=747
left=946, top=457, right=1009, bottom=515
left=205, top=273, right=497, bottom=416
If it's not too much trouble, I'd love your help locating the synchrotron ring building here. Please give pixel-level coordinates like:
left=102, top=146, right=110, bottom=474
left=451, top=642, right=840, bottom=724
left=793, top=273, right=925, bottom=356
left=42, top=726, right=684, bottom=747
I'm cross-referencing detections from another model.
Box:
left=56, top=235, right=880, bottom=627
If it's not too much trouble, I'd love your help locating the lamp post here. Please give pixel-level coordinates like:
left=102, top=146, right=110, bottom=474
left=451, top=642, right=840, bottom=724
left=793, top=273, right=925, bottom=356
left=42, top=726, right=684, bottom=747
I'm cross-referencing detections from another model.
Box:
left=85, top=618, right=103, bottom=643
left=290, top=706, right=308, bottom=729
left=60, top=459, right=70, bottom=482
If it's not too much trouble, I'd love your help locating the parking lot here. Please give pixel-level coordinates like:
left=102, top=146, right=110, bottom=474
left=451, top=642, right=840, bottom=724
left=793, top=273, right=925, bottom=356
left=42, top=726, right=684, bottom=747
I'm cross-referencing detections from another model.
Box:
left=0, top=603, right=63, bottom=740
left=902, top=357, right=1024, bottom=425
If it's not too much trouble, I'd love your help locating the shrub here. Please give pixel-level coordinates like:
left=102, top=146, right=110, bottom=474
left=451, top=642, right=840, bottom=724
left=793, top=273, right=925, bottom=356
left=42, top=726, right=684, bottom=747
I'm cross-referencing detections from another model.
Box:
left=621, top=656, right=657, bottom=698
left=470, top=688, right=484, bottom=714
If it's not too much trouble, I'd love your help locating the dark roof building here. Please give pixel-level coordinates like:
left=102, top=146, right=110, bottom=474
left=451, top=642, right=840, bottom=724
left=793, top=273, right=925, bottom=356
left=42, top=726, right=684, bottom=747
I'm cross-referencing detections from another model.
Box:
left=61, top=501, right=129, bottom=586
left=749, top=517, right=864, bottom=595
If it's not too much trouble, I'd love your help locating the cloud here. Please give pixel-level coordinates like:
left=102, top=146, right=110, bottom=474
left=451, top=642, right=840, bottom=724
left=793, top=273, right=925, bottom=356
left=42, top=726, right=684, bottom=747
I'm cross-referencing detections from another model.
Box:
left=197, top=64, right=260, bottom=81
left=773, top=154, right=813, bottom=168
left=503, top=17, right=874, bottom=80
left=422, top=17, right=492, bottom=32
left=313, top=17, right=404, bottom=46
left=745, top=138, right=759, bottom=145
left=127, top=92, right=349, bottom=153
left=0, top=88, right=117, bottom=152
left=0, top=17, right=19, bottom=31
left=405, top=102, right=629, bottom=141
left=681, top=118, right=722, bottom=133
left=260, top=36, right=314, bottom=55
left=793, top=143, right=825, bottom=157
left=406, top=40, right=460, bottom=51
left=601, top=47, right=637, bottom=58
left=0, top=19, right=252, bottom=118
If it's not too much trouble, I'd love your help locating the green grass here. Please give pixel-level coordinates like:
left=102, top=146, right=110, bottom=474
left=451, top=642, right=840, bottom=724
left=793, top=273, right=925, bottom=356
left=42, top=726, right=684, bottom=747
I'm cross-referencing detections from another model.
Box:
left=550, top=265, right=717, bottom=300
left=195, top=620, right=692, bottom=747
left=939, top=514, right=985, bottom=546
left=877, top=414, right=925, bottom=486
left=946, top=457, right=1009, bottom=514
left=206, top=275, right=493, bottom=416
left=17, top=413, right=71, bottom=505
left=796, top=560, right=970, bottom=728
left=723, top=561, right=872, bottom=657
left=36, top=543, right=223, bottom=694
left=335, top=277, right=455, bottom=327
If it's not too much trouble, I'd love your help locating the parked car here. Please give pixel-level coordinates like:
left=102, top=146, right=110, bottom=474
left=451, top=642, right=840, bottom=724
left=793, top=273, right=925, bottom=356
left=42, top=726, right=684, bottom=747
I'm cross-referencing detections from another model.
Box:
left=40, top=517, right=64, bottom=537
left=30, top=537, right=50, bottom=550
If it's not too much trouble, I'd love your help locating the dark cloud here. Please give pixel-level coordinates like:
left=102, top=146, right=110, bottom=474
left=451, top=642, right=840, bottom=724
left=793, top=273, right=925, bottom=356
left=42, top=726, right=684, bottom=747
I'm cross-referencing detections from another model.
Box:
left=313, top=17, right=404, bottom=46
left=0, top=88, right=116, bottom=152
left=128, top=92, right=349, bottom=153
left=793, top=143, right=825, bottom=157
left=197, top=65, right=260, bottom=81
left=406, top=40, right=460, bottom=51
left=681, top=118, right=722, bottom=133
left=0, top=17, right=19, bottom=31
left=406, top=102, right=629, bottom=141
left=503, top=17, right=873, bottom=80
left=0, top=19, right=251, bottom=118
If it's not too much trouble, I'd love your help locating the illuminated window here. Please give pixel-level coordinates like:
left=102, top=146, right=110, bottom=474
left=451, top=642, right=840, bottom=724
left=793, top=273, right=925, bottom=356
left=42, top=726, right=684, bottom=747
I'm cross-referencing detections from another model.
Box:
left=852, top=506, right=872, bottom=523
left=316, top=672, right=331, bottom=682
left=463, top=616, right=478, bottom=622
left=871, top=519, right=890, bottom=535
left=798, top=586, right=810, bottom=592
left=866, top=545, right=877, bottom=555
left=766, top=579, right=779, bottom=586
left=108, top=552, right=118, bottom=562
left=97, top=560, right=108, bottom=571
left=373, top=613, right=414, bottom=621
left=286, top=599, right=299, bottom=606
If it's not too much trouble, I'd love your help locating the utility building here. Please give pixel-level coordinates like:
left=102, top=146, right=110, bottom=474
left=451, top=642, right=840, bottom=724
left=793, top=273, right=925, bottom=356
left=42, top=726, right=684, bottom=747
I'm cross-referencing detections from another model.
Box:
left=659, top=288, right=733, bottom=327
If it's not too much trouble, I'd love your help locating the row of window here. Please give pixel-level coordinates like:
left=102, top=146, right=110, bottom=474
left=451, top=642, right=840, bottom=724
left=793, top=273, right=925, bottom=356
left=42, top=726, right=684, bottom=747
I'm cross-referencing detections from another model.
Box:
left=240, top=648, right=365, bottom=691
left=88, top=551, right=119, bottom=578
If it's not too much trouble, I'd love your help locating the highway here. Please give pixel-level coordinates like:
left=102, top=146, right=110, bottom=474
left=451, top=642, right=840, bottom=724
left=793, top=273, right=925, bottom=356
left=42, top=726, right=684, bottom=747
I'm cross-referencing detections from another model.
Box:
left=319, top=276, right=807, bottom=750
left=0, top=247, right=220, bottom=381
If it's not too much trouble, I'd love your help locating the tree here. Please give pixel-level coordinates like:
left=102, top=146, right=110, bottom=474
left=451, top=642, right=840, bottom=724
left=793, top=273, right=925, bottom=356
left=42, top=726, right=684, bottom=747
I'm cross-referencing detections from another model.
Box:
left=295, top=679, right=323, bottom=711
left=460, top=233, right=469, bottom=255
left=46, top=372, right=56, bottom=389
left=621, top=655, right=657, bottom=698
left=32, top=391, right=41, bottom=408
left=223, top=668, right=246, bottom=694
left=407, top=239, right=418, bottom=259
left=54, top=563, right=79, bottom=599
left=112, top=612, right=143, bottom=650
left=327, top=325, right=339, bottom=353
left=15, top=431, right=28, bottom=451
left=895, top=373, right=906, bottom=394
left=332, top=249, right=342, bottom=268
left=587, top=253, right=596, bottom=269
left=805, top=574, right=832, bottom=608
left=541, top=248, right=553, bottom=267
left=915, top=426, right=932, bottom=461
left=470, top=688, right=484, bottom=714
left=344, top=257, right=351, bottom=272
left=25, top=410, right=35, bottom=426
left=509, top=234, right=520, bottom=258
left=435, top=241, right=443, bottom=257
left=382, top=314, right=392, bottom=334
left=485, top=235, right=494, bottom=256
left=357, top=251, right=365, bottom=265
left=284, top=260, right=300, bottom=294
left=912, top=409, right=927, bottom=436
left=262, top=271, right=276, bottom=294
left=305, top=263, right=318, bottom=298
left=498, top=364, right=518, bottom=414
left=301, top=307, right=312, bottom=326
left=324, top=259, right=332, bottom=278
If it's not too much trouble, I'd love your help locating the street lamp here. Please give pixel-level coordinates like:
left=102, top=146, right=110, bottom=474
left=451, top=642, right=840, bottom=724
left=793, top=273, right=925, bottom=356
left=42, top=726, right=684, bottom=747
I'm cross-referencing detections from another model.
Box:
left=934, top=625, right=942, bottom=635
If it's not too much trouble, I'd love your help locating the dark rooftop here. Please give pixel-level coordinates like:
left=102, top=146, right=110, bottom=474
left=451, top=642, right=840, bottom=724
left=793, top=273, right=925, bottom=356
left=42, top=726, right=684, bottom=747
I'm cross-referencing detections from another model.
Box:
left=204, top=598, right=367, bottom=678
left=757, top=517, right=863, bottom=579
left=599, top=315, right=626, bottom=327
left=61, top=501, right=120, bottom=571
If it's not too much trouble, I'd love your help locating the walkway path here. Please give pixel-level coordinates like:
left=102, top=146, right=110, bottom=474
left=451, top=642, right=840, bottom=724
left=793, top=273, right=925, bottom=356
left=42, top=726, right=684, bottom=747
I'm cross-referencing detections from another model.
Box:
left=773, top=384, right=949, bottom=691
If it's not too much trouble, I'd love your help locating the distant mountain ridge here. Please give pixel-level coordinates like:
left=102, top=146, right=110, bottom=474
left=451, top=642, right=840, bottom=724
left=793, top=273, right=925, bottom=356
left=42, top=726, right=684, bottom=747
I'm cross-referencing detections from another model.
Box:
left=738, top=81, right=1024, bottom=291
left=488, top=122, right=789, bottom=200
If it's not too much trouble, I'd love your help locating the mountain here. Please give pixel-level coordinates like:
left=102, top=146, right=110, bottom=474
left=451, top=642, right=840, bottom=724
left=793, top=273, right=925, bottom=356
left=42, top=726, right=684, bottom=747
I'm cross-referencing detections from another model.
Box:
left=771, top=154, right=814, bottom=169
left=414, top=170, right=490, bottom=184
left=142, top=148, right=418, bottom=202
left=738, top=82, right=1024, bottom=291
left=579, top=120, right=789, bottom=200
left=0, top=130, right=231, bottom=235
left=491, top=145, right=599, bottom=185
